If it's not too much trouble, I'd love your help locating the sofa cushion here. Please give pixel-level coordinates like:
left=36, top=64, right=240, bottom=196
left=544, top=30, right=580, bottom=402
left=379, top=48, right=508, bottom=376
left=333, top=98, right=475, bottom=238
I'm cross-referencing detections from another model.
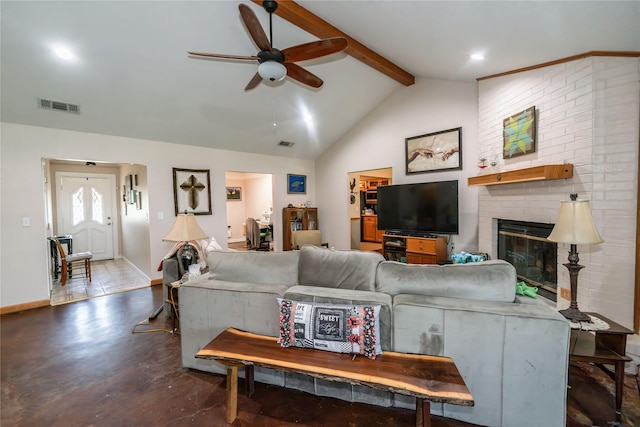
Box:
left=277, top=298, right=382, bottom=359
left=207, top=250, right=299, bottom=287
left=376, top=259, right=516, bottom=302
left=298, top=245, right=384, bottom=291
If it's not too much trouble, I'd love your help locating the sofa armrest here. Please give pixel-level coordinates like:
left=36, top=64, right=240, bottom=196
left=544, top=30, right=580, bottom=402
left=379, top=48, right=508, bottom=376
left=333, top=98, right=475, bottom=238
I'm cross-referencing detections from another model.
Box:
left=162, top=256, right=180, bottom=285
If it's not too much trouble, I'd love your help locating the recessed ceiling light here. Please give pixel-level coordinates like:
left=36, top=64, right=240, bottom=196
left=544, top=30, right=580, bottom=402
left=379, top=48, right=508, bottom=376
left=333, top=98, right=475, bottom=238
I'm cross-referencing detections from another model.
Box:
left=470, top=53, right=485, bottom=61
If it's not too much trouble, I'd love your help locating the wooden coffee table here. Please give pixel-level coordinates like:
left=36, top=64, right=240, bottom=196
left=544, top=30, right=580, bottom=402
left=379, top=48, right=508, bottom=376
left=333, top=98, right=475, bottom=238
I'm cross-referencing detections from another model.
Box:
left=196, top=328, right=473, bottom=426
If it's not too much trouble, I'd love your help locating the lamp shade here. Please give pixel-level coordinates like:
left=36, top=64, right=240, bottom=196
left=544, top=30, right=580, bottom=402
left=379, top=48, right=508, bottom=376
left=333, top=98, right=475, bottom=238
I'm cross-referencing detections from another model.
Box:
left=258, top=60, right=286, bottom=82
left=547, top=199, right=603, bottom=245
left=163, top=213, right=208, bottom=242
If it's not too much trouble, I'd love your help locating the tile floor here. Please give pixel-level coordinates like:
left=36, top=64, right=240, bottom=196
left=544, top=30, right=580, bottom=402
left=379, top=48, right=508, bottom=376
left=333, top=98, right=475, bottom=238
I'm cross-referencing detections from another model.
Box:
left=50, top=258, right=150, bottom=305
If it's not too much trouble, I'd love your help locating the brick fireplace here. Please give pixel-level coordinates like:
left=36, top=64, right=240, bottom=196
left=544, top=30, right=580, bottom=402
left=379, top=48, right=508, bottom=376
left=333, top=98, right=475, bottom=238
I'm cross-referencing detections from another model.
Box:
left=476, top=55, right=639, bottom=332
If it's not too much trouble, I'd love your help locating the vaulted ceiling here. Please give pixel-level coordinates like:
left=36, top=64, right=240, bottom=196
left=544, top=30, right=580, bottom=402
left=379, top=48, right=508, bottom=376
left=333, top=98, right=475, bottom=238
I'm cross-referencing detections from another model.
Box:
left=2, top=1, right=638, bottom=159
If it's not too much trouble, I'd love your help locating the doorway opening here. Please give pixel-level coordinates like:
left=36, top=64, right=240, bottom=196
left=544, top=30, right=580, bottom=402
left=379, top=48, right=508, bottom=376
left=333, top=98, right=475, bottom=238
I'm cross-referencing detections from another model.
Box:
left=225, top=171, right=275, bottom=251
left=347, top=168, right=392, bottom=251
left=45, top=159, right=151, bottom=305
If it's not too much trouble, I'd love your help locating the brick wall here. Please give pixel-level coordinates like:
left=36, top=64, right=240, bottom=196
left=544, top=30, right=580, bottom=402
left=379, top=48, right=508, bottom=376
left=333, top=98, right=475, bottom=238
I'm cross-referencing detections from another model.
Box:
left=477, top=56, right=639, bottom=329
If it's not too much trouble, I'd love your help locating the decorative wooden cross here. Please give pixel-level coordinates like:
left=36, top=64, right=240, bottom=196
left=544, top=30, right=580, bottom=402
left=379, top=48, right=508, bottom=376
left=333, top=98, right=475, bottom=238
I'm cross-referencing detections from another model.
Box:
left=180, top=174, right=205, bottom=210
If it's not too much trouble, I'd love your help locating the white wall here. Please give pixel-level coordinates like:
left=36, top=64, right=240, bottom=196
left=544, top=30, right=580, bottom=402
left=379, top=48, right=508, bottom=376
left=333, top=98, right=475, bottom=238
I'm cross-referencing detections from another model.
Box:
left=225, top=178, right=247, bottom=243
left=244, top=175, right=273, bottom=223
left=477, top=56, right=639, bottom=331
left=316, top=78, right=479, bottom=253
left=120, top=164, right=150, bottom=275
left=0, top=123, right=314, bottom=308
left=225, top=174, right=273, bottom=244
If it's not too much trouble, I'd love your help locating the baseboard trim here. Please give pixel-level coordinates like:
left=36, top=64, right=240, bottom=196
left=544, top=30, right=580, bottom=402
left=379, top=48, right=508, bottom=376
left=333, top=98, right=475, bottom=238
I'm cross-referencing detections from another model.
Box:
left=150, top=278, right=163, bottom=286
left=120, top=256, right=151, bottom=282
left=1, top=299, right=50, bottom=316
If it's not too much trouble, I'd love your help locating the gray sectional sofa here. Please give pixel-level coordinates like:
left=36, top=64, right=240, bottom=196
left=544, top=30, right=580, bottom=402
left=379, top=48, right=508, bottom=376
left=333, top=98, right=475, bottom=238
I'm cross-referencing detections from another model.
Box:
left=175, top=245, right=570, bottom=427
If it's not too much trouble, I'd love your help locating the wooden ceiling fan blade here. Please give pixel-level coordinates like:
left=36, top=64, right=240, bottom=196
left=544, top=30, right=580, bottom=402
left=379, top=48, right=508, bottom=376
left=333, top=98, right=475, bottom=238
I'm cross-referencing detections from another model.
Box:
left=239, top=4, right=273, bottom=53
left=188, top=51, right=259, bottom=61
left=244, top=72, right=263, bottom=91
left=282, top=37, right=348, bottom=63
left=285, top=63, right=323, bottom=88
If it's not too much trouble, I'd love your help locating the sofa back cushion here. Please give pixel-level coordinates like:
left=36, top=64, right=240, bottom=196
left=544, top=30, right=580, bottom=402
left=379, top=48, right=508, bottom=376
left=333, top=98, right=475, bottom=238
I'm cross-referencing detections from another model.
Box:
left=376, top=259, right=516, bottom=302
left=298, top=245, right=384, bottom=291
left=207, top=250, right=299, bottom=286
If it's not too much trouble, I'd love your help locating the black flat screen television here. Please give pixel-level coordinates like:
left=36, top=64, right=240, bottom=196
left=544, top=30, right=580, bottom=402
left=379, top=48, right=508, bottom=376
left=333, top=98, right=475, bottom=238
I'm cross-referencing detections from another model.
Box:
left=377, top=180, right=459, bottom=235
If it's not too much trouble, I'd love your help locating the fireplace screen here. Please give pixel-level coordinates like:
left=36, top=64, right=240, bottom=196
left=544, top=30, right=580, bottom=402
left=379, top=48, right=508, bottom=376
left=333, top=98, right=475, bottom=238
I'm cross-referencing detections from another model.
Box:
left=498, top=220, right=557, bottom=301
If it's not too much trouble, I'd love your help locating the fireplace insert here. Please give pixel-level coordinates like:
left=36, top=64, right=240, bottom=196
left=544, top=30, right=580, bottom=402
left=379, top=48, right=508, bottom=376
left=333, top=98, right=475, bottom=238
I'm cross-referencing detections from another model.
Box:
left=497, top=220, right=557, bottom=301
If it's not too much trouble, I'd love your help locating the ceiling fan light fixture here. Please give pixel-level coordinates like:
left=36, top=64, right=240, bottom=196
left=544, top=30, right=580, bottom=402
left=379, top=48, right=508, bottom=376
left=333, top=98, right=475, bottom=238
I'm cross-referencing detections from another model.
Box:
left=258, top=60, right=286, bottom=82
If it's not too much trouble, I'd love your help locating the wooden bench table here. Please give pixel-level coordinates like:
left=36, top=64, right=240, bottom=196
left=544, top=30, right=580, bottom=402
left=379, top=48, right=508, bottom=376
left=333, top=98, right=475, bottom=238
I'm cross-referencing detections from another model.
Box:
left=196, top=328, right=473, bottom=426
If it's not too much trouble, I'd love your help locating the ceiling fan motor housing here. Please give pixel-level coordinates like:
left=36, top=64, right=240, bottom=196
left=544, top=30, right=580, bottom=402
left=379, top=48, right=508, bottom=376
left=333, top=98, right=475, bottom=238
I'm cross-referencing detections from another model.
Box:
left=262, top=1, right=278, bottom=13
left=257, top=49, right=284, bottom=64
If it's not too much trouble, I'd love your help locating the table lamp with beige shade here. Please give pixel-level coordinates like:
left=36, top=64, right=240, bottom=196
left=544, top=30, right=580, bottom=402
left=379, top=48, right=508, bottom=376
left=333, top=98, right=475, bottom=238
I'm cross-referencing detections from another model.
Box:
left=163, top=212, right=208, bottom=274
left=547, top=194, right=604, bottom=322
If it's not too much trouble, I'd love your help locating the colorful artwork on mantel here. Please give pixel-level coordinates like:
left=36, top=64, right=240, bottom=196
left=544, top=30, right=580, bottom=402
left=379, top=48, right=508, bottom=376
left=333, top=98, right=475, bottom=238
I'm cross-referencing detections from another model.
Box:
left=503, top=106, right=536, bottom=158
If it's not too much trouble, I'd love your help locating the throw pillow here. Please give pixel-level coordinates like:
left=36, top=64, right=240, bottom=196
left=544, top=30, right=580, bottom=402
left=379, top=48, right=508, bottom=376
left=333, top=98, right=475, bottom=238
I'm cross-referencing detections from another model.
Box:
left=199, top=237, right=223, bottom=256
left=277, top=298, right=382, bottom=360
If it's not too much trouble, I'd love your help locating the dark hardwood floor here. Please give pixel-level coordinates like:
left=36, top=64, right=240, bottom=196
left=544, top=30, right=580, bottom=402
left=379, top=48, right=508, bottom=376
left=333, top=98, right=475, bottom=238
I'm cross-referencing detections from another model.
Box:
left=1, top=286, right=639, bottom=426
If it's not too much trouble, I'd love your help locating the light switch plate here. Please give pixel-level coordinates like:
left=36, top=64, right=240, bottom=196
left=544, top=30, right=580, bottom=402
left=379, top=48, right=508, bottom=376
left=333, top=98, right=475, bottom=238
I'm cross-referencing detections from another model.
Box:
left=22, top=217, right=31, bottom=227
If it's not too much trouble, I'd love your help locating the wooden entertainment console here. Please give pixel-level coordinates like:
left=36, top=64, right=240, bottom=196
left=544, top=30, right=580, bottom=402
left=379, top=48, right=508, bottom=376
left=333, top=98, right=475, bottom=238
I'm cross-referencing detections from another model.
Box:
left=383, top=234, right=448, bottom=264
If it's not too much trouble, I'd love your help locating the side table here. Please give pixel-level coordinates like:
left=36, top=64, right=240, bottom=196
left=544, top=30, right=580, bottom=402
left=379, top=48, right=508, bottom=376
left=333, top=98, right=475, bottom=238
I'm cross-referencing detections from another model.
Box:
left=569, top=312, right=632, bottom=422
left=166, top=281, right=181, bottom=333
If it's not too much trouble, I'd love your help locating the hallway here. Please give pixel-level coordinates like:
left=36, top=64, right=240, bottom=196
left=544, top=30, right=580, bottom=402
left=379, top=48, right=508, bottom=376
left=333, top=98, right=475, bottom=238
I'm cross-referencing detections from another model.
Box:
left=50, top=258, right=150, bottom=305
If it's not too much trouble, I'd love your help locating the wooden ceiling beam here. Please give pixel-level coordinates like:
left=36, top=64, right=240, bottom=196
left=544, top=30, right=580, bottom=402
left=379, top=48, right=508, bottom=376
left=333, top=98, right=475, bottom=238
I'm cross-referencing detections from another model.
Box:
left=251, top=0, right=415, bottom=86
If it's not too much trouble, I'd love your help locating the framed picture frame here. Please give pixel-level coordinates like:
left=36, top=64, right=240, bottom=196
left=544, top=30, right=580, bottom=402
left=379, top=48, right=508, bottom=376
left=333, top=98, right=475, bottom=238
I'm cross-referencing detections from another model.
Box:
left=172, top=168, right=212, bottom=215
left=287, top=174, right=306, bottom=194
left=124, top=175, right=135, bottom=204
left=226, top=187, right=242, bottom=201
left=503, top=106, right=536, bottom=159
left=405, top=127, right=462, bottom=174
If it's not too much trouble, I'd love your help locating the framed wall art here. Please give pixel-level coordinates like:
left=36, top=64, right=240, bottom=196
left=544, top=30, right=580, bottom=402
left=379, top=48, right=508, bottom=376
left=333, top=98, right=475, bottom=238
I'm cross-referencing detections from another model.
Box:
left=503, top=106, right=536, bottom=158
left=172, top=168, right=212, bottom=215
left=124, top=175, right=135, bottom=204
left=405, top=127, right=462, bottom=174
left=226, top=187, right=242, bottom=201
left=287, top=174, right=306, bottom=194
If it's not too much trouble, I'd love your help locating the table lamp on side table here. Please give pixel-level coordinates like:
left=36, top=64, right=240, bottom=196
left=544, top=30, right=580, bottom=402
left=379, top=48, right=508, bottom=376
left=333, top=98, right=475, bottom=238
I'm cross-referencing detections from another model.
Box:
left=150, top=212, right=208, bottom=322
left=163, top=212, right=208, bottom=277
left=547, top=193, right=603, bottom=323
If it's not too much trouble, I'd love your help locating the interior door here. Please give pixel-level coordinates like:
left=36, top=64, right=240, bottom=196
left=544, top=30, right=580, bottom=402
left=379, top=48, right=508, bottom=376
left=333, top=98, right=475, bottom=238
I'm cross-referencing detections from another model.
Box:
left=56, top=173, right=115, bottom=261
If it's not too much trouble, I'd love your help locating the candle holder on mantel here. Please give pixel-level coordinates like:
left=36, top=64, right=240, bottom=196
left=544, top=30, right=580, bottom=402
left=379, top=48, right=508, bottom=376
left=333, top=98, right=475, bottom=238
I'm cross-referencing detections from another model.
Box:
left=478, top=158, right=488, bottom=170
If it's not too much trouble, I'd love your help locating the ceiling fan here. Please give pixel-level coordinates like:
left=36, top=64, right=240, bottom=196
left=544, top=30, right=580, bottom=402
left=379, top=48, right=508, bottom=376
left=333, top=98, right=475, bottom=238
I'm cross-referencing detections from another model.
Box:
left=188, top=1, right=348, bottom=91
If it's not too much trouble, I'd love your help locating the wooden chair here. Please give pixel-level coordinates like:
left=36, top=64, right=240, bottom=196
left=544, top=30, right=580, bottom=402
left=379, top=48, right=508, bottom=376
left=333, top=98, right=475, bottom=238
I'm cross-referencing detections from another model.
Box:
left=291, top=230, right=328, bottom=250
left=54, top=239, right=93, bottom=285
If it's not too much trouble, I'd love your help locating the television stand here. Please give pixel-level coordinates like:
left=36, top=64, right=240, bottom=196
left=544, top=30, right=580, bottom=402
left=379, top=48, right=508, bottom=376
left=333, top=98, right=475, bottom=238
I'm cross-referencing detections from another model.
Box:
left=382, top=234, right=447, bottom=264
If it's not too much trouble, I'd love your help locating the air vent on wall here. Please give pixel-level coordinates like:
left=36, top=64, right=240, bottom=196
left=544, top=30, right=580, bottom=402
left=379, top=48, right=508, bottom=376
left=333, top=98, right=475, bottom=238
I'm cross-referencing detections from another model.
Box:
left=278, top=141, right=295, bottom=147
left=38, top=98, right=80, bottom=114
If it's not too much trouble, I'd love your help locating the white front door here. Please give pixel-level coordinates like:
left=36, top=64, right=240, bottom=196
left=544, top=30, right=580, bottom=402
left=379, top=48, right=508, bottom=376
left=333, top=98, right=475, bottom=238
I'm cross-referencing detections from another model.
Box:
left=56, top=173, right=116, bottom=261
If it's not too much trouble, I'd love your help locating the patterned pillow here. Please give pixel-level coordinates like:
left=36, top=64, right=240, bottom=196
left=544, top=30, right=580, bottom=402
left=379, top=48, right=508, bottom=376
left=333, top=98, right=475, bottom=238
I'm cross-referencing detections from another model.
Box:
left=277, top=298, right=382, bottom=360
